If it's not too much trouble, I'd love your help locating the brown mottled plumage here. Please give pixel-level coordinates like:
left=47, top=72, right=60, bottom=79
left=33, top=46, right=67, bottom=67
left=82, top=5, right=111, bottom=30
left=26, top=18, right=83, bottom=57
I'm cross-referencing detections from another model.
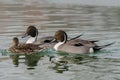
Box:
left=8, top=37, right=43, bottom=54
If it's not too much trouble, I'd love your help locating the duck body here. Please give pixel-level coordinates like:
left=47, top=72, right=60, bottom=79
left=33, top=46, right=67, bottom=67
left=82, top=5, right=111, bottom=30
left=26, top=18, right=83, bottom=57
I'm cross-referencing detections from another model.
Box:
left=34, top=36, right=56, bottom=48
left=21, top=26, right=114, bottom=54
left=22, top=25, right=83, bottom=48
left=8, top=37, right=43, bottom=54
left=53, top=30, right=114, bottom=54
left=54, top=39, right=94, bottom=54
left=22, top=26, right=56, bottom=48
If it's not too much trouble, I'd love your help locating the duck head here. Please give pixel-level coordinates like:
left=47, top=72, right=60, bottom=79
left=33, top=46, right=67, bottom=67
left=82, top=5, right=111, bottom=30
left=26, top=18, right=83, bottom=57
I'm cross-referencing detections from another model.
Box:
left=53, top=30, right=68, bottom=51
left=22, top=25, right=38, bottom=44
left=13, top=37, right=19, bottom=46
left=54, top=30, right=68, bottom=43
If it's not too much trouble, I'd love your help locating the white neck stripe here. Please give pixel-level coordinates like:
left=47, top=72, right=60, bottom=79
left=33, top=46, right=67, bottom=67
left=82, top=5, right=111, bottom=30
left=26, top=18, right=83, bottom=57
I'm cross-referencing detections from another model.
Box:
left=54, top=42, right=64, bottom=51
left=54, top=32, right=67, bottom=51
left=26, top=37, right=37, bottom=44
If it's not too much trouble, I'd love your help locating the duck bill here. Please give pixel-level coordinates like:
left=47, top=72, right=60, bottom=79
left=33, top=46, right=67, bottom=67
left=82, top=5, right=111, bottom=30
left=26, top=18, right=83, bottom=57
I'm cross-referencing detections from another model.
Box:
left=21, top=33, right=29, bottom=38
left=50, top=39, right=57, bottom=43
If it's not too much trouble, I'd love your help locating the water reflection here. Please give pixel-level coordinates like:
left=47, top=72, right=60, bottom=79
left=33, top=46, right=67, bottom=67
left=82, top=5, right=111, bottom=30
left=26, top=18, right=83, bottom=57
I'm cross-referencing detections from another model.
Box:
left=9, top=52, right=43, bottom=68
left=6, top=48, right=98, bottom=73
left=49, top=52, right=98, bottom=73
left=50, top=60, right=69, bottom=73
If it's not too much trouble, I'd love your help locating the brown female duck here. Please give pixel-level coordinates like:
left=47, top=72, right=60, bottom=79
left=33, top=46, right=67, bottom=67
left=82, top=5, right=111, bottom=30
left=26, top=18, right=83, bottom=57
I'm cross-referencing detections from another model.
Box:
left=8, top=37, right=43, bottom=54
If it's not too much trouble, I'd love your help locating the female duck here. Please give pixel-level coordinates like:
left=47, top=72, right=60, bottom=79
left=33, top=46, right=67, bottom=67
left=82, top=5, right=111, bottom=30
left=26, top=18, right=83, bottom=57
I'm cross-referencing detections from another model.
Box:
left=8, top=37, right=43, bottom=54
left=53, top=30, right=114, bottom=54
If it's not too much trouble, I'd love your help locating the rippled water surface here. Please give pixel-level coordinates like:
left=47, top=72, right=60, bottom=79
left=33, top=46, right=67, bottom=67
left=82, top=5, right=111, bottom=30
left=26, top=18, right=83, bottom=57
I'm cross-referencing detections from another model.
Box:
left=0, top=0, right=120, bottom=80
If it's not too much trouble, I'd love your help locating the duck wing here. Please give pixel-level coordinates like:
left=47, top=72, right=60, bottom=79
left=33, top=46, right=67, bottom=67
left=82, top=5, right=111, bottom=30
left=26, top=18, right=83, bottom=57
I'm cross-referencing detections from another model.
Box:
left=68, top=34, right=84, bottom=41
left=35, top=36, right=54, bottom=44
left=89, top=40, right=99, bottom=43
left=67, top=39, right=97, bottom=47
left=14, top=44, right=43, bottom=53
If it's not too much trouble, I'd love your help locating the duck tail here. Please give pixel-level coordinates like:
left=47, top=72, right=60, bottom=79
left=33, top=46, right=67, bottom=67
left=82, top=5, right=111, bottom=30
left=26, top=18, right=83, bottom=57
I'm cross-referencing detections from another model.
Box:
left=69, top=33, right=84, bottom=41
left=93, top=42, right=115, bottom=51
left=90, top=40, right=99, bottom=43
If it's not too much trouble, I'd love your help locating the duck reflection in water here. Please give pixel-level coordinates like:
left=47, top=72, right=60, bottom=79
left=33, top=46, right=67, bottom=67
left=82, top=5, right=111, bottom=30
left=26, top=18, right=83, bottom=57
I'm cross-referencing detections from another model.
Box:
left=8, top=37, right=44, bottom=68
left=10, top=53, right=43, bottom=68
left=49, top=52, right=98, bottom=73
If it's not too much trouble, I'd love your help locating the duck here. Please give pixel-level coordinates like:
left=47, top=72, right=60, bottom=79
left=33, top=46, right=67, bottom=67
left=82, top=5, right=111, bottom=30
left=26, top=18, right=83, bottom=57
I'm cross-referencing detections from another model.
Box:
left=21, top=25, right=83, bottom=48
left=52, top=30, right=114, bottom=54
left=8, top=37, right=43, bottom=54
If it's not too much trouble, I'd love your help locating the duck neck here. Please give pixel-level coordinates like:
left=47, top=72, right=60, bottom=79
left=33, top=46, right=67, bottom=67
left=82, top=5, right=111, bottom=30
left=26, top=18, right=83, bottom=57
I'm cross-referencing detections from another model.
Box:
left=26, top=37, right=37, bottom=44
left=54, top=33, right=67, bottom=51
left=54, top=41, right=64, bottom=51
left=13, top=42, right=18, bottom=46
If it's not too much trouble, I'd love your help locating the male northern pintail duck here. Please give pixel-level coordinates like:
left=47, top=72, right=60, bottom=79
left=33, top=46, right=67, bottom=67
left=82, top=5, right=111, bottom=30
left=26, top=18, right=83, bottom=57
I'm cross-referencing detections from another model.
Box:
left=21, top=25, right=83, bottom=48
left=8, top=37, right=43, bottom=54
left=52, top=30, right=114, bottom=54
left=21, top=25, right=56, bottom=48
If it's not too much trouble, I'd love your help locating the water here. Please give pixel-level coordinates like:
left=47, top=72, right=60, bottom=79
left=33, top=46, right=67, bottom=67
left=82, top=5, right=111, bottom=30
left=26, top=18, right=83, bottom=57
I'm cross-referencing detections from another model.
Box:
left=0, top=0, right=120, bottom=80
